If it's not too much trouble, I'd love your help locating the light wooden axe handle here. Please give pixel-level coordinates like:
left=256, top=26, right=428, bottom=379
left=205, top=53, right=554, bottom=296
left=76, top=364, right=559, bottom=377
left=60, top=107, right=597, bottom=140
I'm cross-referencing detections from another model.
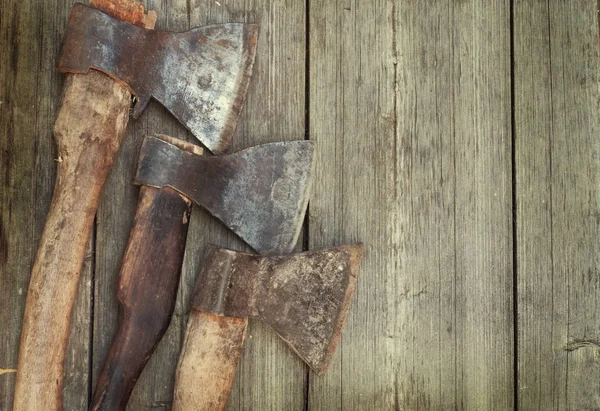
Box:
left=91, top=135, right=202, bottom=411
left=13, top=3, right=155, bottom=410
left=13, top=71, right=130, bottom=411
left=172, top=310, right=248, bottom=411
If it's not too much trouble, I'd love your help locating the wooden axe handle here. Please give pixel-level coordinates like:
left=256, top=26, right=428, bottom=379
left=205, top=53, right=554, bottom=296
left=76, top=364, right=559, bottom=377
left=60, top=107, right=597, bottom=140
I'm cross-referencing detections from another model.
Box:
left=13, top=72, right=130, bottom=411
left=13, top=3, right=155, bottom=410
left=173, top=310, right=248, bottom=411
left=91, top=135, right=202, bottom=411
left=91, top=186, right=192, bottom=411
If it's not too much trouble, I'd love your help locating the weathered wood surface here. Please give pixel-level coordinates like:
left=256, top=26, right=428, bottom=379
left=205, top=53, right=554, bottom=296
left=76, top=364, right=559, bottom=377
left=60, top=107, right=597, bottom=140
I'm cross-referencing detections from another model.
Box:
left=0, top=1, right=598, bottom=410
left=309, top=0, right=513, bottom=409
left=515, top=0, right=600, bottom=410
left=0, top=0, right=93, bottom=409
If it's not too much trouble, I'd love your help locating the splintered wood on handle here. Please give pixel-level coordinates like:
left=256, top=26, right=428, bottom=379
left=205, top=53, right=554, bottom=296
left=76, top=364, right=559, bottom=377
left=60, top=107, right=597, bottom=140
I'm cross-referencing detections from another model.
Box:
left=12, top=2, right=156, bottom=410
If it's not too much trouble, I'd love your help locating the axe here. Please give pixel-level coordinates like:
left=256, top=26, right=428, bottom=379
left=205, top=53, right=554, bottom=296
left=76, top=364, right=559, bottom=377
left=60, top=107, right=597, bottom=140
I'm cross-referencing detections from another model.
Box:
left=14, top=2, right=257, bottom=410
left=172, top=244, right=364, bottom=410
left=91, top=136, right=314, bottom=410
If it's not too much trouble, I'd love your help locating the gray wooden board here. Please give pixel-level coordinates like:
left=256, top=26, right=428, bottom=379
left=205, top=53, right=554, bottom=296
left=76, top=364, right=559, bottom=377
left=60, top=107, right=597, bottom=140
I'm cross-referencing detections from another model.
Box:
left=1, top=0, right=600, bottom=409
left=308, top=0, right=513, bottom=409
left=515, top=0, right=600, bottom=409
left=0, top=0, right=45, bottom=407
left=0, top=0, right=91, bottom=409
left=450, top=1, right=514, bottom=408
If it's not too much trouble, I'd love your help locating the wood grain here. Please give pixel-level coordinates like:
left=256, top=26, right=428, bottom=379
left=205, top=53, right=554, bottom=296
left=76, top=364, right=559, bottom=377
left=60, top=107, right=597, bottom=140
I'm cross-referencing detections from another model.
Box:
left=11, top=0, right=154, bottom=407
left=33, top=3, right=94, bottom=409
left=308, top=1, right=513, bottom=410
left=0, top=0, right=92, bottom=408
left=515, top=0, right=600, bottom=409
left=13, top=67, right=131, bottom=411
left=0, top=0, right=55, bottom=407
left=173, top=311, right=247, bottom=411
left=451, top=1, right=514, bottom=408
left=2, top=0, right=599, bottom=409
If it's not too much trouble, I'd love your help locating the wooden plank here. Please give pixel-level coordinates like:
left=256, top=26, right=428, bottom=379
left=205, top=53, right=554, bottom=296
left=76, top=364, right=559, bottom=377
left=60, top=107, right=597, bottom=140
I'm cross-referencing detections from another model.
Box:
left=64, top=236, right=93, bottom=410
left=216, top=1, right=309, bottom=410
left=515, top=0, right=600, bottom=409
left=307, top=2, right=397, bottom=408
left=451, top=1, right=513, bottom=408
left=0, top=0, right=44, bottom=407
left=308, top=0, right=513, bottom=409
left=0, top=0, right=92, bottom=408
left=92, top=1, right=307, bottom=410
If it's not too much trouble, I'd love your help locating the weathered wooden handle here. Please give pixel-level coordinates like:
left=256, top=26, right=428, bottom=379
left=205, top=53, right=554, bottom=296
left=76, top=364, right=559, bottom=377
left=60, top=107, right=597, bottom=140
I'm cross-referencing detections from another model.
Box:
left=91, top=185, right=192, bottom=411
left=13, top=72, right=131, bottom=411
left=172, top=310, right=248, bottom=411
left=13, top=4, right=154, bottom=409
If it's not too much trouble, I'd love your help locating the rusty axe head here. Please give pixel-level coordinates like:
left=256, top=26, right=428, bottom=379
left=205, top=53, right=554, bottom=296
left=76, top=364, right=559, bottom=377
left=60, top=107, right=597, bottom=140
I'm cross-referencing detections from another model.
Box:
left=134, top=136, right=315, bottom=254
left=192, top=244, right=363, bottom=374
left=58, top=4, right=258, bottom=153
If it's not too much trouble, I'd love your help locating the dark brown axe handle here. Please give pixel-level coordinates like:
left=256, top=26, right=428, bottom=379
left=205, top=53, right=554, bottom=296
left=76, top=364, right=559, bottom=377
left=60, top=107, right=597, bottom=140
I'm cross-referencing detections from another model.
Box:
left=12, top=2, right=156, bottom=410
left=91, top=136, right=202, bottom=411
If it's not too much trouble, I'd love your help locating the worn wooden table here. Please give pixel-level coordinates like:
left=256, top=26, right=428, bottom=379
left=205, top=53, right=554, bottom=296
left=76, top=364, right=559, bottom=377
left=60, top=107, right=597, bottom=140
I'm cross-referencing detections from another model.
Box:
left=1, top=1, right=599, bottom=410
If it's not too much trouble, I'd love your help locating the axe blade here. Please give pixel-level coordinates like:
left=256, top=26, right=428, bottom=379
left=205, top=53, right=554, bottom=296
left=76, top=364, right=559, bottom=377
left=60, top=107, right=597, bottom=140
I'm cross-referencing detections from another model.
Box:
left=192, top=244, right=364, bottom=375
left=58, top=4, right=258, bottom=153
left=135, top=136, right=315, bottom=254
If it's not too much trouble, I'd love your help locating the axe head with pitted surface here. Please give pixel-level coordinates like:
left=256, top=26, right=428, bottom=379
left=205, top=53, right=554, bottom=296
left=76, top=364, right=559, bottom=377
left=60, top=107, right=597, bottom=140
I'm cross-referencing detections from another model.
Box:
left=59, top=3, right=258, bottom=153
left=135, top=135, right=315, bottom=254
left=171, top=244, right=364, bottom=411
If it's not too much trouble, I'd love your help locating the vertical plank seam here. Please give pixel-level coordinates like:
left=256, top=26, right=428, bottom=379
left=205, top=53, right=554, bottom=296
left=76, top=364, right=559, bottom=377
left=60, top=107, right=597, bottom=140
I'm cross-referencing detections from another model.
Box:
left=559, top=2, right=570, bottom=406
left=338, top=1, right=344, bottom=405
left=392, top=0, right=398, bottom=200
left=434, top=10, right=442, bottom=407
left=450, top=0, right=459, bottom=407
left=544, top=0, right=557, bottom=408
left=409, top=39, right=416, bottom=410
left=304, top=0, right=310, bottom=409
left=32, top=0, right=42, bottom=192
left=509, top=0, right=518, bottom=409
left=391, top=1, right=399, bottom=410
left=88, top=219, right=97, bottom=407
left=240, top=2, right=250, bottom=409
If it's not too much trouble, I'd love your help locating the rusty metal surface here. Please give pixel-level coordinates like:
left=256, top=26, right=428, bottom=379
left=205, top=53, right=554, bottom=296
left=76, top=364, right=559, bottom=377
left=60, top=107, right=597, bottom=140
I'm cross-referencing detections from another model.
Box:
left=135, top=136, right=314, bottom=255
left=58, top=4, right=258, bottom=153
left=191, top=244, right=363, bottom=375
